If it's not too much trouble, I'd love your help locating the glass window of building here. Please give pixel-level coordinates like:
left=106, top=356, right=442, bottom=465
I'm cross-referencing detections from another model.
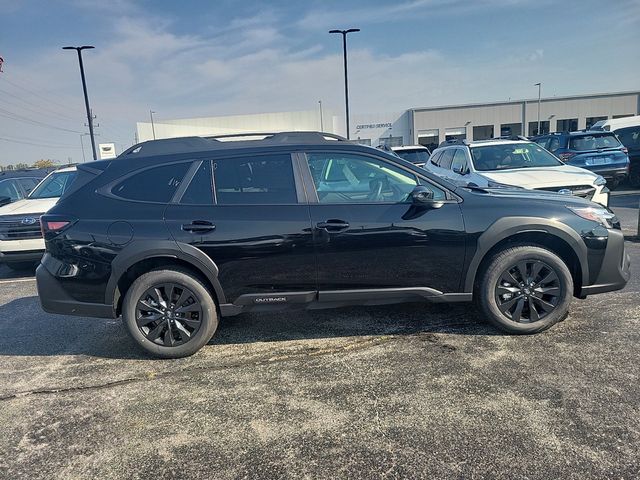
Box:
left=586, top=116, right=607, bottom=130
left=445, top=127, right=466, bottom=142
left=417, top=129, right=439, bottom=152
left=556, top=118, right=578, bottom=132
left=500, top=123, right=522, bottom=137
left=378, top=136, right=404, bottom=147
left=472, top=125, right=494, bottom=140
left=528, top=121, right=550, bottom=136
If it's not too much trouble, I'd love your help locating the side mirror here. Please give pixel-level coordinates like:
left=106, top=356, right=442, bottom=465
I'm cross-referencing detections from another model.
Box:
left=0, top=196, right=11, bottom=207
left=410, top=186, right=444, bottom=208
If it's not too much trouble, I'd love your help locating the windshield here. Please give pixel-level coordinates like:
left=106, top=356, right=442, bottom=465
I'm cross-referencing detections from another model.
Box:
left=395, top=149, right=430, bottom=164
left=29, top=171, right=77, bottom=199
left=470, top=142, right=562, bottom=171
left=569, top=133, right=622, bottom=151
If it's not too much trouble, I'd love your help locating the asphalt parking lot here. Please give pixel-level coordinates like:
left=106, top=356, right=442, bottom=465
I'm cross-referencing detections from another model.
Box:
left=0, top=194, right=638, bottom=479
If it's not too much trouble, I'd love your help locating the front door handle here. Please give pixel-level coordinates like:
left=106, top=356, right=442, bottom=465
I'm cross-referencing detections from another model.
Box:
left=182, top=220, right=216, bottom=233
left=316, top=219, right=350, bottom=231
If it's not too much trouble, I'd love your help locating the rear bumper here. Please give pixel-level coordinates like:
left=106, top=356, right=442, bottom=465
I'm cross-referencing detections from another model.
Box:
left=587, top=164, right=629, bottom=180
left=580, top=229, right=630, bottom=296
left=36, top=263, right=115, bottom=318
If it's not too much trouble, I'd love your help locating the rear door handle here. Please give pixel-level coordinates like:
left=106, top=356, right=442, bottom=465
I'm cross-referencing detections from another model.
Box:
left=316, top=219, right=350, bottom=231
left=182, top=220, right=216, bottom=233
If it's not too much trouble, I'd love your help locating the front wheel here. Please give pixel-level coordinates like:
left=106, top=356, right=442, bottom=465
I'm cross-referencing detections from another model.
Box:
left=122, top=268, right=218, bottom=358
left=477, top=246, right=573, bottom=334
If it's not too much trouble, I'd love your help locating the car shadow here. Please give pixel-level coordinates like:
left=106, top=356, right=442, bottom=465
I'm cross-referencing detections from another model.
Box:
left=0, top=296, right=496, bottom=359
left=0, top=263, right=38, bottom=281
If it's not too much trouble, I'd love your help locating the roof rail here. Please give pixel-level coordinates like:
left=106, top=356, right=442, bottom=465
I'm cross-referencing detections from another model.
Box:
left=207, top=131, right=349, bottom=143
left=117, top=131, right=350, bottom=158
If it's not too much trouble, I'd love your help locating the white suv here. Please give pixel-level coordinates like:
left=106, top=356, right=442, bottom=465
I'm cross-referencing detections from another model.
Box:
left=424, top=139, right=609, bottom=206
left=0, top=166, right=77, bottom=270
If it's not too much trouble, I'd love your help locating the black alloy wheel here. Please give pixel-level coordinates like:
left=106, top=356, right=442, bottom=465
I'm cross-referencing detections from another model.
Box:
left=494, top=260, right=561, bottom=323
left=135, top=283, right=203, bottom=347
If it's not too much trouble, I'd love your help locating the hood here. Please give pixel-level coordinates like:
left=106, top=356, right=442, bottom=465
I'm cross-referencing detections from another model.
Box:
left=481, top=165, right=597, bottom=188
left=0, top=197, right=59, bottom=216
left=461, top=185, right=596, bottom=208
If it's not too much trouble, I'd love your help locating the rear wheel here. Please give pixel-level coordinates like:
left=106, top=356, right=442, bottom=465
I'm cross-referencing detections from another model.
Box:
left=122, top=268, right=218, bottom=358
left=477, top=246, right=573, bottom=334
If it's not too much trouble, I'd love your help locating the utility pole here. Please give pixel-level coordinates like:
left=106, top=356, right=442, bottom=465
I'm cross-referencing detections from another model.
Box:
left=79, top=134, right=86, bottom=163
left=150, top=110, right=156, bottom=140
left=329, top=28, right=360, bottom=139
left=63, top=46, right=97, bottom=160
left=534, top=82, right=541, bottom=135
left=318, top=100, right=324, bottom=131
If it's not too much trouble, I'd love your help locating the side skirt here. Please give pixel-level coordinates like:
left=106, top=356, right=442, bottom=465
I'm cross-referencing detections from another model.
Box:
left=219, top=288, right=472, bottom=317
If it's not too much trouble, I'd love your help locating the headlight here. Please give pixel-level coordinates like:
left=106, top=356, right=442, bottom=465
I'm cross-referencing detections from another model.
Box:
left=593, top=175, right=607, bottom=186
left=567, top=206, right=616, bottom=228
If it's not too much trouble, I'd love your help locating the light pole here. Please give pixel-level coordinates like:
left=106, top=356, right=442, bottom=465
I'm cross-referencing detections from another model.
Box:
left=534, top=82, right=541, bottom=135
left=150, top=110, right=156, bottom=140
left=63, top=46, right=97, bottom=160
left=329, top=28, right=360, bottom=139
left=318, top=100, right=324, bottom=131
left=79, top=133, right=86, bottom=163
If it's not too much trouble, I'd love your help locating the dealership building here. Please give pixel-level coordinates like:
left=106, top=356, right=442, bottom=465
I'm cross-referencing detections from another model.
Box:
left=137, top=90, right=640, bottom=152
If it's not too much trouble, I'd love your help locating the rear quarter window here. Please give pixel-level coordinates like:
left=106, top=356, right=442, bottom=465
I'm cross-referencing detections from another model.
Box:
left=112, top=162, right=191, bottom=203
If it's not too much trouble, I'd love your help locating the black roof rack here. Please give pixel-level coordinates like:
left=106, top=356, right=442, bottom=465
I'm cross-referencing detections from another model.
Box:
left=437, top=138, right=468, bottom=147
left=118, top=131, right=350, bottom=158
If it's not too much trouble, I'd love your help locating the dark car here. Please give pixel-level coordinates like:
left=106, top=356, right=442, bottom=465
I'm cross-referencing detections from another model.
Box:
left=533, top=131, right=630, bottom=189
left=0, top=169, right=50, bottom=207
left=610, top=125, right=640, bottom=187
left=36, top=132, right=630, bottom=358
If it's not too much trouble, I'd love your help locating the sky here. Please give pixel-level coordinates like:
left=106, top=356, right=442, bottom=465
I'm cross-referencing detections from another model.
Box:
left=0, top=0, right=639, bottom=166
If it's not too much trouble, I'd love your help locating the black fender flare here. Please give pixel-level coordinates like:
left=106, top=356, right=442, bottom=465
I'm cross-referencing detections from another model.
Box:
left=105, top=240, right=226, bottom=306
left=463, top=217, right=589, bottom=292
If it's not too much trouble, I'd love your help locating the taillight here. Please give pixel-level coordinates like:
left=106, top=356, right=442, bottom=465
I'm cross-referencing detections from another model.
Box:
left=40, top=215, right=76, bottom=237
left=558, top=152, right=576, bottom=162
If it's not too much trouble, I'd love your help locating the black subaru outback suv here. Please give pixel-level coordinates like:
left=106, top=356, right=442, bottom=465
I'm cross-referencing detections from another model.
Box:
left=37, top=132, right=630, bottom=358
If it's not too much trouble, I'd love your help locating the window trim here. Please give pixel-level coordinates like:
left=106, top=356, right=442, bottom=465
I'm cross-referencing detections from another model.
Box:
left=298, top=149, right=457, bottom=205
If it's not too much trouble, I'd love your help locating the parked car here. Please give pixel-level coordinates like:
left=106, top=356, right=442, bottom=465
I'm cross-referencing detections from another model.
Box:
left=392, top=145, right=431, bottom=167
left=532, top=131, right=630, bottom=189
left=0, top=169, right=51, bottom=207
left=37, top=132, right=629, bottom=358
left=425, top=138, right=610, bottom=206
left=591, top=116, right=640, bottom=187
left=0, top=166, right=77, bottom=270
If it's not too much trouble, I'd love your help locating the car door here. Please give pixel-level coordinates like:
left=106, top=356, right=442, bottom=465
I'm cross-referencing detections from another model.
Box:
left=300, top=150, right=466, bottom=294
left=164, top=154, right=317, bottom=304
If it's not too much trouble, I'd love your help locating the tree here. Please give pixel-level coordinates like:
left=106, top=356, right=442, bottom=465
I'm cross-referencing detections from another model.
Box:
left=32, top=159, right=56, bottom=169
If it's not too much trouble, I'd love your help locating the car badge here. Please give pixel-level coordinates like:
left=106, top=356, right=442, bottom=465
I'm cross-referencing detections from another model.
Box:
left=21, top=217, right=38, bottom=225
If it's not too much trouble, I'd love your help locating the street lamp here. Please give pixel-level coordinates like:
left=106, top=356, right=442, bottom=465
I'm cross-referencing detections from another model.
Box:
left=150, top=110, right=157, bottom=140
left=534, top=82, right=541, bottom=135
left=318, top=100, right=324, bottom=131
left=63, top=45, right=97, bottom=160
left=329, top=28, right=360, bottom=139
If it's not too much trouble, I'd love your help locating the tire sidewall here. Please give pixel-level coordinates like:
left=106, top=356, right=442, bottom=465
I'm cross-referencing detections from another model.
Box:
left=480, top=247, right=573, bottom=334
left=122, top=269, right=218, bottom=358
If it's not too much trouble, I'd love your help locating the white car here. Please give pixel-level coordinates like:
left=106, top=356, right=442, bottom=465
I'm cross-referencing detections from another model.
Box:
left=424, top=139, right=609, bottom=206
left=392, top=145, right=431, bottom=167
left=0, top=166, right=77, bottom=270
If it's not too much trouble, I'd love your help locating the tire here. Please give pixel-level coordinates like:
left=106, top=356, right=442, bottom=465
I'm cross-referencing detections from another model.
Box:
left=608, top=178, right=620, bottom=190
left=476, top=246, right=573, bottom=334
left=122, top=268, right=218, bottom=358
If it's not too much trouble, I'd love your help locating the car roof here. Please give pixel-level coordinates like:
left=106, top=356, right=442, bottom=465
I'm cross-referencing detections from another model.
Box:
left=0, top=168, right=51, bottom=178
left=462, top=139, right=530, bottom=148
left=50, top=166, right=77, bottom=173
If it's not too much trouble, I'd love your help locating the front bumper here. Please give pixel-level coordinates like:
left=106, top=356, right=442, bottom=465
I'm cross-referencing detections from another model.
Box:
left=36, top=262, right=115, bottom=318
left=580, top=229, right=630, bottom=296
left=0, top=249, right=44, bottom=263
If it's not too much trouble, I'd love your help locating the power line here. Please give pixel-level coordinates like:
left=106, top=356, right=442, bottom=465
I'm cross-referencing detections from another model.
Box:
left=0, top=76, right=84, bottom=114
left=0, top=136, right=81, bottom=149
left=0, top=106, right=83, bottom=134
left=0, top=87, right=81, bottom=124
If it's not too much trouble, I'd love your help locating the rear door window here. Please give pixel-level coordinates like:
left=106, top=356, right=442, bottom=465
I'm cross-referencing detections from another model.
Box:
left=213, top=154, right=297, bottom=205
left=112, top=163, right=190, bottom=203
left=0, top=179, right=21, bottom=201
left=18, top=178, right=40, bottom=195
left=451, top=149, right=468, bottom=173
